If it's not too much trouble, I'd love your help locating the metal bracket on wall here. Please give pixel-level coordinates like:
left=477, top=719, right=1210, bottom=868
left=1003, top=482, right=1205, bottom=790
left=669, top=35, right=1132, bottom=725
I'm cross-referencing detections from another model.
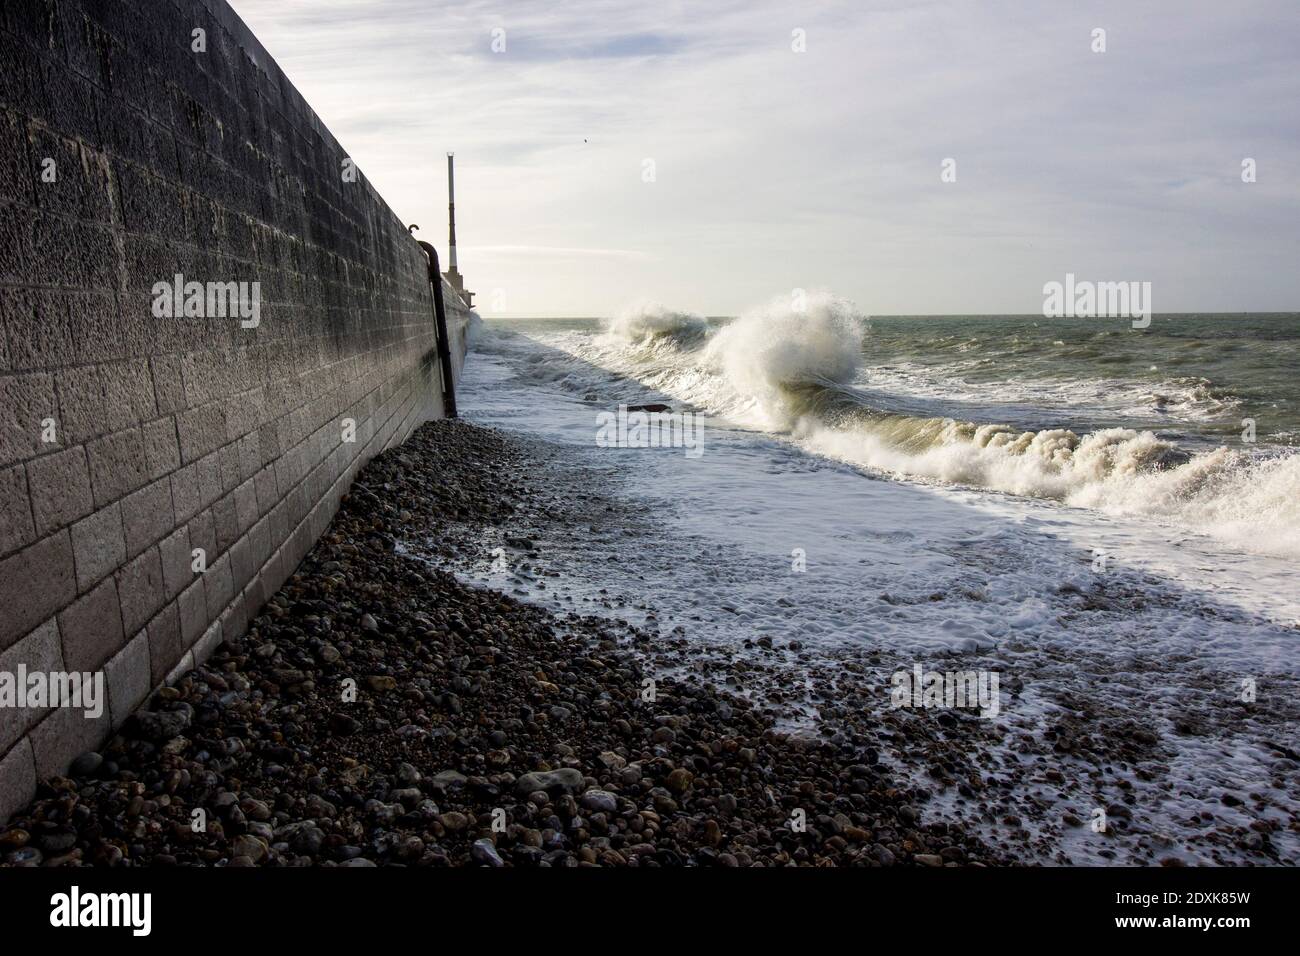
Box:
left=413, top=235, right=459, bottom=419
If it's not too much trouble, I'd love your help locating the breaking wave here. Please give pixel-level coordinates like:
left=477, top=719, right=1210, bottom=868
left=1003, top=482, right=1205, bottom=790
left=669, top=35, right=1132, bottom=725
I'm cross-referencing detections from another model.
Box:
left=699, top=293, right=866, bottom=429
left=572, top=293, right=1300, bottom=559
left=603, top=301, right=708, bottom=344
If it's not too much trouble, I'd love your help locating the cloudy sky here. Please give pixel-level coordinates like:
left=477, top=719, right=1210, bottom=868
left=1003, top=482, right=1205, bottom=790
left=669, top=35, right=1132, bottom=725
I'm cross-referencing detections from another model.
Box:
left=229, top=0, right=1299, bottom=317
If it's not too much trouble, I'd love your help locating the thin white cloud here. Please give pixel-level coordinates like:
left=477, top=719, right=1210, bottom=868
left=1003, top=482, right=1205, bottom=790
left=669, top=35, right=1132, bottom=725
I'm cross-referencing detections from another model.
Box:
left=230, top=0, right=1300, bottom=315
left=464, top=245, right=652, bottom=261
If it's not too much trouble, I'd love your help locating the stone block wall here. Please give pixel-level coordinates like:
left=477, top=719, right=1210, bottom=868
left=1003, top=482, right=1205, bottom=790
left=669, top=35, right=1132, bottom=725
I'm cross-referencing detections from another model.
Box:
left=0, top=0, right=471, bottom=820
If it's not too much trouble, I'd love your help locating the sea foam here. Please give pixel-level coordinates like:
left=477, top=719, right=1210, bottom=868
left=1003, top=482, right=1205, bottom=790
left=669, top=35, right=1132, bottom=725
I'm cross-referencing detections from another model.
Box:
left=585, top=293, right=1300, bottom=560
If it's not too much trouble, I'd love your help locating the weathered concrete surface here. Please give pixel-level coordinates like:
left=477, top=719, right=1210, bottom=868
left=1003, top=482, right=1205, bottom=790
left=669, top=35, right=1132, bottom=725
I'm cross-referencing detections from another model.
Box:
left=0, top=0, right=471, bottom=820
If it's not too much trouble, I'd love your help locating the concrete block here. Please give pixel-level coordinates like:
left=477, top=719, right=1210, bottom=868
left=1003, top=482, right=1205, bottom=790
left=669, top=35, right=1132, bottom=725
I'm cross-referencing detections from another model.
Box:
left=102, top=102, right=176, bottom=171
left=69, top=501, right=125, bottom=592
left=57, top=575, right=123, bottom=672
left=203, top=551, right=234, bottom=620
left=193, top=620, right=223, bottom=666
left=252, top=462, right=278, bottom=515
left=195, top=448, right=223, bottom=507
left=141, top=415, right=181, bottom=480
left=0, top=287, right=69, bottom=371
left=248, top=514, right=271, bottom=570
left=25, top=124, right=113, bottom=223
left=115, top=545, right=165, bottom=635
left=272, top=444, right=297, bottom=495
left=29, top=214, right=117, bottom=292
left=257, top=419, right=280, bottom=464
left=176, top=402, right=227, bottom=463
left=219, top=440, right=241, bottom=492
left=54, top=363, right=107, bottom=444
left=104, top=630, right=150, bottom=731
left=228, top=532, right=254, bottom=592
left=0, top=204, right=28, bottom=286
left=86, top=426, right=148, bottom=506
left=0, top=737, right=37, bottom=826
left=237, top=428, right=261, bottom=481
left=268, top=497, right=290, bottom=547
left=169, top=460, right=201, bottom=523
left=116, top=158, right=186, bottom=238
left=0, top=371, right=57, bottom=468
left=150, top=353, right=187, bottom=414
left=145, top=600, right=182, bottom=686
left=158, top=524, right=192, bottom=601
left=123, top=234, right=179, bottom=296
left=241, top=571, right=270, bottom=624
left=0, top=620, right=64, bottom=755
left=187, top=507, right=216, bottom=567
left=222, top=385, right=257, bottom=440
left=0, top=530, right=76, bottom=652
left=234, top=477, right=257, bottom=532
left=64, top=292, right=131, bottom=365
left=35, top=54, right=100, bottom=153
left=60, top=1, right=117, bottom=88
left=0, top=462, right=35, bottom=557
left=119, top=475, right=175, bottom=558
left=25, top=444, right=93, bottom=536
left=114, top=295, right=159, bottom=362
left=211, top=491, right=238, bottom=555
left=0, top=103, right=35, bottom=209
left=178, top=577, right=207, bottom=645
left=100, top=359, right=159, bottom=433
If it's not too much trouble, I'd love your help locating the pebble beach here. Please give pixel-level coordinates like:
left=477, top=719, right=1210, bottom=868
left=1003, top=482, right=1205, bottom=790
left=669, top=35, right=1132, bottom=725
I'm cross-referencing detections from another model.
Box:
left=0, top=421, right=1011, bottom=868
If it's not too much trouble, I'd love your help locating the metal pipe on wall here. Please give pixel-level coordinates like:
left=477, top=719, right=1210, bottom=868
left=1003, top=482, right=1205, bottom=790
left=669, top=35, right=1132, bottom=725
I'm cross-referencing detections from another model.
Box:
left=414, top=237, right=459, bottom=419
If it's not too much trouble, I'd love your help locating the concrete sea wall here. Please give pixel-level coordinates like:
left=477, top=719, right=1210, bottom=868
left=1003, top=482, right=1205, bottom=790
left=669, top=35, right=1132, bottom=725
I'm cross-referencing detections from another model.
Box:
left=0, top=0, right=471, bottom=820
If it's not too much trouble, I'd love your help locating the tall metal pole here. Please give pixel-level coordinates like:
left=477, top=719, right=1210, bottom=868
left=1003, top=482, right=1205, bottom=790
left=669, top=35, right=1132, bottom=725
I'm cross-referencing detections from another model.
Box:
left=447, top=152, right=458, bottom=274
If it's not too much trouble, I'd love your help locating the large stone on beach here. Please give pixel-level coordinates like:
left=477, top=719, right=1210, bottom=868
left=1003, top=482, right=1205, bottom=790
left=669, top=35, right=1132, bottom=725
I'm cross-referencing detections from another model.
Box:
left=432, top=770, right=468, bottom=789
left=277, top=822, right=326, bottom=856
left=471, top=839, right=504, bottom=867
left=69, top=752, right=103, bottom=776
left=514, top=768, right=584, bottom=797
left=665, top=768, right=694, bottom=793
left=133, top=708, right=191, bottom=741
left=329, top=713, right=361, bottom=736
left=580, top=789, right=619, bottom=814
left=232, top=835, right=268, bottom=863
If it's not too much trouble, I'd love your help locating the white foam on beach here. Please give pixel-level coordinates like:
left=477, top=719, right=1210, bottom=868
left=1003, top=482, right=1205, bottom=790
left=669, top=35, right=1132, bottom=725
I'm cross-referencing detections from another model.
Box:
left=456, top=320, right=1300, bottom=865
left=468, top=322, right=1300, bottom=649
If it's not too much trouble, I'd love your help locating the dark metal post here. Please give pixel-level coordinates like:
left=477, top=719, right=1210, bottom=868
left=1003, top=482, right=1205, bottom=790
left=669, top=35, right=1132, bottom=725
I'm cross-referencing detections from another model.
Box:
left=415, top=238, right=458, bottom=419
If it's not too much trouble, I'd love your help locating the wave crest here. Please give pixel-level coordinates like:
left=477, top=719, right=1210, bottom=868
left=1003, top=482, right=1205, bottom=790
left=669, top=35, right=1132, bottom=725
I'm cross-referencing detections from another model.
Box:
left=603, top=301, right=707, bottom=344
left=703, top=293, right=867, bottom=426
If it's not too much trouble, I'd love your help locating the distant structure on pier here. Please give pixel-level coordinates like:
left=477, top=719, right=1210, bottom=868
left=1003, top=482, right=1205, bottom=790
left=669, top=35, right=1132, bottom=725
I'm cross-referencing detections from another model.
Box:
left=443, top=152, right=473, bottom=308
